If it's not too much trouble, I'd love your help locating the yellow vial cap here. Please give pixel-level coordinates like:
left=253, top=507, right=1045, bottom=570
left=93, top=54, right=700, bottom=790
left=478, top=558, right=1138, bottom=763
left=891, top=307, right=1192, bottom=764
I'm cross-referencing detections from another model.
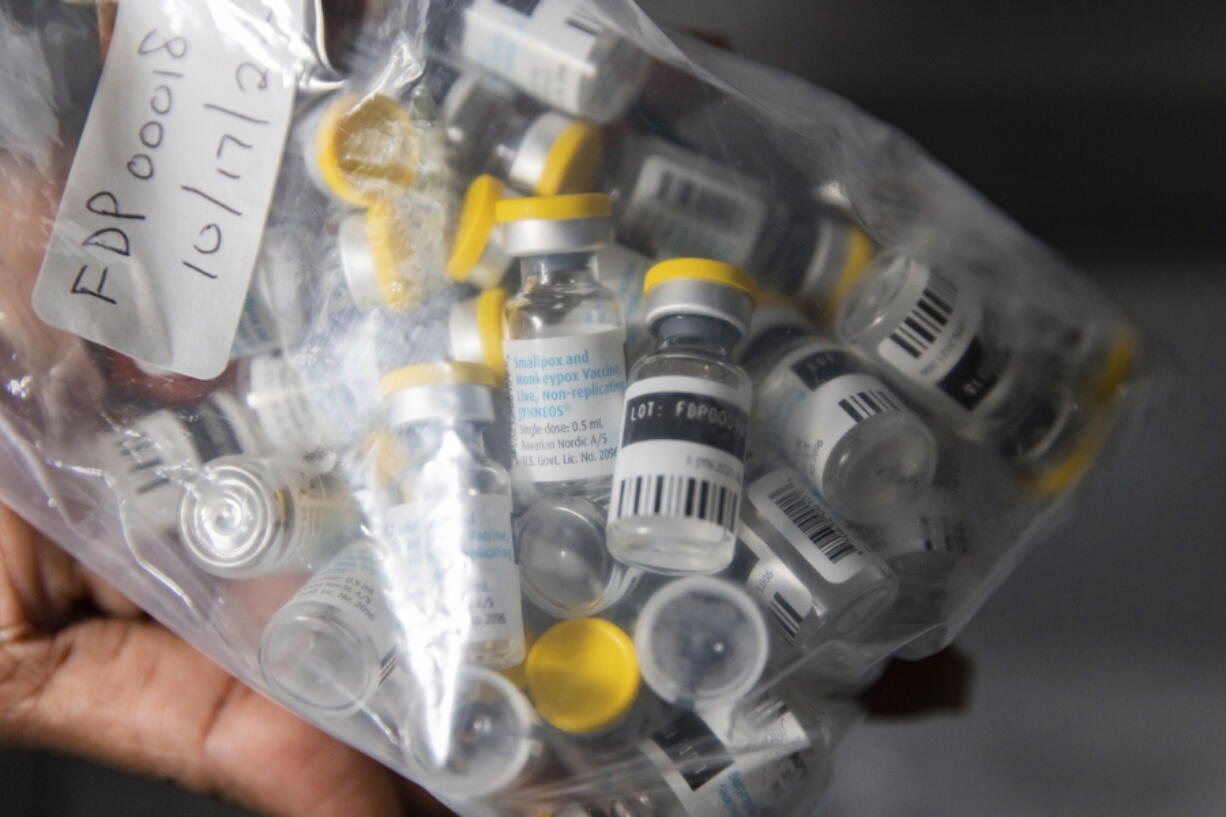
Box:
left=365, top=200, right=419, bottom=312
left=643, top=258, right=758, bottom=300
left=380, top=361, right=500, bottom=397
left=477, top=287, right=508, bottom=377
left=448, top=175, right=506, bottom=282
left=496, top=193, right=611, bottom=224
left=316, top=93, right=418, bottom=208
left=526, top=618, right=640, bottom=735
left=537, top=122, right=604, bottom=196
left=821, top=226, right=876, bottom=321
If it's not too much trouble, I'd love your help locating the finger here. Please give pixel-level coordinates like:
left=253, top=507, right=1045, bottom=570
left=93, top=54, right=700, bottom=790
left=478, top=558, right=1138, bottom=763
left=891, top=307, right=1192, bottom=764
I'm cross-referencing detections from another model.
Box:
left=0, top=617, right=419, bottom=817
left=80, top=567, right=144, bottom=619
left=0, top=506, right=88, bottom=636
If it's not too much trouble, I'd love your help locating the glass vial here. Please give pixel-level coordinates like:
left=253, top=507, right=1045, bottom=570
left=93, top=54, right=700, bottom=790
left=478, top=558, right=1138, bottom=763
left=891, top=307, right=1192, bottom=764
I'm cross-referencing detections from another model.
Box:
left=442, top=71, right=604, bottom=195
left=525, top=617, right=644, bottom=738
left=498, top=194, right=628, bottom=503
left=451, top=0, right=649, bottom=124
left=237, top=352, right=341, bottom=469
left=517, top=496, right=641, bottom=618
left=232, top=224, right=310, bottom=358
left=379, top=362, right=525, bottom=669
left=633, top=576, right=768, bottom=710
left=299, top=92, right=419, bottom=208
left=835, top=252, right=1078, bottom=473
left=259, top=540, right=398, bottom=720
left=743, top=299, right=937, bottom=523
left=731, top=467, right=897, bottom=649
left=405, top=665, right=546, bottom=799
left=334, top=199, right=423, bottom=313
left=614, top=135, right=771, bottom=268
left=178, top=455, right=359, bottom=579
left=450, top=286, right=510, bottom=379
left=102, top=393, right=265, bottom=533
left=607, top=259, right=756, bottom=575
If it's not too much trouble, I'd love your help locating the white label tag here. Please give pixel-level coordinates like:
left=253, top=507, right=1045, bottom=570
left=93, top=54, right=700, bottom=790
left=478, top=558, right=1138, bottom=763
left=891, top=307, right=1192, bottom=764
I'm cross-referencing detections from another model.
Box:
left=505, top=325, right=627, bottom=483
left=33, top=0, right=299, bottom=379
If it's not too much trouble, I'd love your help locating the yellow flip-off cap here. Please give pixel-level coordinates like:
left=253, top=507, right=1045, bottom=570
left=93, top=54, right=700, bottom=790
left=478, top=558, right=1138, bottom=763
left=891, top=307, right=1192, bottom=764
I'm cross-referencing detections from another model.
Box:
left=496, top=193, right=611, bottom=224
left=643, top=258, right=758, bottom=300
left=477, top=288, right=508, bottom=377
left=381, top=361, right=500, bottom=397
left=448, top=175, right=506, bottom=282
left=316, top=93, right=418, bottom=208
left=822, top=226, right=875, bottom=315
left=526, top=618, right=639, bottom=734
left=537, top=122, right=604, bottom=196
left=365, top=201, right=418, bottom=312
left=1090, top=323, right=1138, bottom=404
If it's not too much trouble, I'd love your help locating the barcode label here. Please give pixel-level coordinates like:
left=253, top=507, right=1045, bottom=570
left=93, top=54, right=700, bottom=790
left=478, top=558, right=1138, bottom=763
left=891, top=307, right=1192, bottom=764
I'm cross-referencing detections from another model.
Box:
left=838, top=388, right=901, bottom=423
left=766, top=482, right=857, bottom=564
left=769, top=591, right=805, bottom=641
left=888, top=271, right=956, bottom=359
left=737, top=526, right=817, bottom=647
left=748, top=470, right=872, bottom=584
left=653, top=168, right=748, bottom=232
left=614, top=473, right=739, bottom=532
left=114, top=432, right=175, bottom=495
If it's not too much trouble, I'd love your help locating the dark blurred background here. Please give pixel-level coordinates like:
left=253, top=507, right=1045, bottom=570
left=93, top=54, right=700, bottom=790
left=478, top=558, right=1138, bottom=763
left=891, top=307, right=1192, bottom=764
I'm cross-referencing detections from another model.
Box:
left=3, top=0, right=1225, bottom=815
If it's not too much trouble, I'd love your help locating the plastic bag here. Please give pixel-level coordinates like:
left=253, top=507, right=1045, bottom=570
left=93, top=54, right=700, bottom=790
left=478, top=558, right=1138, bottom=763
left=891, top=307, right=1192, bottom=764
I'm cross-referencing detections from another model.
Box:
left=0, top=1, right=1165, bottom=816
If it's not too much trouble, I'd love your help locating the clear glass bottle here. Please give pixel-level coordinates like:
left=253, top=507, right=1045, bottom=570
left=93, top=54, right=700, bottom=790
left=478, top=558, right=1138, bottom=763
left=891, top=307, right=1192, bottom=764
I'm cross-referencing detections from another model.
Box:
left=613, top=135, right=771, bottom=269
left=378, top=361, right=526, bottom=669
left=404, top=665, right=547, bottom=799
left=100, top=393, right=266, bottom=533
left=236, top=351, right=342, bottom=471
left=729, top=466, right=898, bottom=651
left=516, top=496, right=641, bottom=618
left=633, top=576, right=768, bottom=710
left=259, top=540, right=399, bottom=720
left=834, top=252, right=1080, bottom=474
left=498, top=193, right=628, bottom=504
left=442, top=70, right=604, bottom=195
left=178, top=455, right=359, bottom=579
left=447, top=0, right=650, bottom=124
left=595, top=688, right=852, bottom=817
left=450, top=286, right=510, bottom=379
left=742, top=298, right=937, bottom=524
left=607, top=259, right=756, bottom=575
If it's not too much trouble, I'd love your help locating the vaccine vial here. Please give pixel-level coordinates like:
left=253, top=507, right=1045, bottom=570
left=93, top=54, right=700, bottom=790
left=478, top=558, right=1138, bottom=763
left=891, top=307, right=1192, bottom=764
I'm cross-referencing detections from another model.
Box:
left=614, top=135, right=771, bottom=268
left=259, top=540, right=399, bottom=720
left=442, top=71, right=604, bottom=195
left=743, top=299, right=937, bottom=524
left=178, top=455, right=359, bottom=579
left=607, top=259, right=755, bottom=575
left=379, top=362, right=525, bottom=669
left=334, top=200, right=423, bottom=313
left=231, top=224, right=310, bottom=358
left=604, top=690, right=841, bottom=817
left=633, top=576, right=767, bottom=710
left=450, top=286, right=511, bottom=378
left=299, top=92, right=419, bottom=208
left=762, top=198, right=876, bottom=321
left=498, top=194, right=628, bottom=502
left=405, top=665, right=546, bottom=799
left=525, top=617, right=645, bottom=739
left=834, top=252, right=1079, bottom=474
left=102, top=393, right=266, bottom=533
left=237, top=352, right=343, bottom=468
left=730, top=467, right=897, bottom=650
left=517, top=496, right=641, bottom=618
left=450, top=0, right=650, bottom=124
left=449, top=175, right=517, bottom=290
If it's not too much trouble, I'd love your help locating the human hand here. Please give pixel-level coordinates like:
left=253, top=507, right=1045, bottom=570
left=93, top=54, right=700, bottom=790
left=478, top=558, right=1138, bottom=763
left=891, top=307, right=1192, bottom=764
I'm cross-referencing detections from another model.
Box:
left=0, top=503, right=449, bottom=817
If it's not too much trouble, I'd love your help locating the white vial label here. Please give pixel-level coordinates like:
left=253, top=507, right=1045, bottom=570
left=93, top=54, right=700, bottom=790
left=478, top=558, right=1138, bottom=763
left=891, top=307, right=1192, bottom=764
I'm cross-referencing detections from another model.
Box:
left=278, top=470, right=355, bottom=561
left=771, top=344, right=906, bottom=495
left=736, top=528, right=817, bottom=646
left=505, top=326, right=627, bottom=483
left=748, top=470, right=873, bottom=584
left=461, top=0, right=603, bottom=115
left=289, top=543, right=398, bottom=683
left=623, top=153, right=768, bottom=267
left=244, top=354, right=331, bottom=453
left=875, top=267, right=1003, bottom=412
left=386, top=496, right=523, bottom=646
left=874, top=513, right=970, bottom=562
left=33, top=0, right=297, bottom=379
left=609, top=376, right=748, bottom=534
left=642, top=700, right=811, bottom=817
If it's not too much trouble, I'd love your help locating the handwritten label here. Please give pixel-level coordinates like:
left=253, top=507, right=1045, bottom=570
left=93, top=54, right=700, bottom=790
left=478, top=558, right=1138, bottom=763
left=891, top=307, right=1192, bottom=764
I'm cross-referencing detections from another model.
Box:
left=33, top=0, right=299, bottom=379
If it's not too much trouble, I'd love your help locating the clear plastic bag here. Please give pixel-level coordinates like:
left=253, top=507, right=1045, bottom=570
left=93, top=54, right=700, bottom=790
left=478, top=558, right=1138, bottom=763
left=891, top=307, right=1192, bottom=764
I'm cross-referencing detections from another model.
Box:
left=0, top=2, right=1166, bottom=816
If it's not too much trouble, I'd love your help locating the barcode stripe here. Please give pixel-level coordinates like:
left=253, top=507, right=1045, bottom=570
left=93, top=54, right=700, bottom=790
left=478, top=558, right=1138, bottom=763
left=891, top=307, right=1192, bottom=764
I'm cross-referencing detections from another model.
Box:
left=770, top=593, right=803, bottom=640
left=766, top=482, right=861, bottom=564
left=839, top=389, right=902, bottom=424
left=652, top=168, right=747, bottom=230
left=889, top=272, right=956, bottom=359
left=615, top=473, right=740, bottom=531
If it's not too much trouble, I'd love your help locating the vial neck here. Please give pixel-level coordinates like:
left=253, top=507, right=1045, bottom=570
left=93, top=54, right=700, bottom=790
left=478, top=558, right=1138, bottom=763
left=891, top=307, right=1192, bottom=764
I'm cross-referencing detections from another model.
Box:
left=653, top=315, right=739, bottom=359
left=519, top=253, right=596, bottom=290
